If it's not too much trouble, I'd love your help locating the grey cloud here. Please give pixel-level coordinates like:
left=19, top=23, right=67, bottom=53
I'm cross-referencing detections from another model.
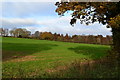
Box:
left=1, top=18, right=38, bottom=28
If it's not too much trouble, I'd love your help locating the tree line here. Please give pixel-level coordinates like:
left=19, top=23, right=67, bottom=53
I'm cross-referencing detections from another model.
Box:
left=0, top=28, right=112, bottom=45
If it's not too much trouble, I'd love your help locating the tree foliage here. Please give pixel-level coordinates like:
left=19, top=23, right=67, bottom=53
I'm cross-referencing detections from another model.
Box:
left=0, top=28, right=9, bottom=36
left=55, top=2, right=120, bottom=27
left=10, top=28, right=31, bottom=38
left=40, top=32, right=54, bottom=40
left=34, top=31, right=40, bottom=39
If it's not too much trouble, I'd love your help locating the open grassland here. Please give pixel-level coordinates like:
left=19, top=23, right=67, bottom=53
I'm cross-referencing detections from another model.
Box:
left=2, top=37, right=111, bottom=78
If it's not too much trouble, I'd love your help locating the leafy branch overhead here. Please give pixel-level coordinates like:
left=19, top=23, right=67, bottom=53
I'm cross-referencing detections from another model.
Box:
left=55, top=2, right=120, bottom=28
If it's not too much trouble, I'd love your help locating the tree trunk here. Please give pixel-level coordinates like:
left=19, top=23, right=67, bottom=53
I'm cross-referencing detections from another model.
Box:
left=112, top=27, right=120, bottom=54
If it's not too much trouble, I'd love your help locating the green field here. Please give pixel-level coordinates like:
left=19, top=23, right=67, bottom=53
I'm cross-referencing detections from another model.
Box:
left=2, top=37, right=110, bottom=78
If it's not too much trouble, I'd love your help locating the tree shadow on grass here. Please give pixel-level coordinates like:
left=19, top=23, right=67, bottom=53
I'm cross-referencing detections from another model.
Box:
left=68, top=45, right=109, bottom=59
left=2, top=42, right=58, bottom=61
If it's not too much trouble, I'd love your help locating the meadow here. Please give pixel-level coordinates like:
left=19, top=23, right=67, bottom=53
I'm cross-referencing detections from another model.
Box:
left=2, top=37, right=113, bottom=78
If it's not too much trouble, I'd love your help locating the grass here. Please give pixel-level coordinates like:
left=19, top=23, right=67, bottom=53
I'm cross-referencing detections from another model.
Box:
left=46, top=58, right=118, bottom=78
left=2, top=37, right=111, bottom=78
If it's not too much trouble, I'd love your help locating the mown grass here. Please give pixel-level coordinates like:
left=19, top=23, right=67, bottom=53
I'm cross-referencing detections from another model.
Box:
left=2, top=37, right=111, bottom=78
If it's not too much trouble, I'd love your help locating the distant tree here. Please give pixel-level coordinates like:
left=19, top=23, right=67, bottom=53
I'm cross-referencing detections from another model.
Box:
left=72, top=35, right=79, bottom=43
left=10, top=28, right=31, bottom=38
left=87, top=35, right=96, bottom=44
left=9, top=30, right=14, bottom=36
left=0, top=28, right=9, bottom=36
left=0, top=28, right=4, bottom=36
left=64, top=33, right=70, bottom=41
left=40, top=32, right=53, bottom=40
left=4, top=29, right=9, bottom=36
left=78, top=35, right=86, bottom=43
left=21, top=30, right=31, bottom=38
left=56, top=34, right=60, bottom=41
left=96, top=35, right=103, bottom=44
left=9, top=28, right=16, bottom=37
left=34, top=31, right=40, bottom=39
left=57, top=34, right=61, bottom=37
left=61, top=34, right=64, bottom=41
left=53, top=33, right=58, bottom=41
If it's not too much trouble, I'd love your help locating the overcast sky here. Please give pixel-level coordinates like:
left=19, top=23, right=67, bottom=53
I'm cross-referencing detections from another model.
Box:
left=0, top=1, right=112, bottom=36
